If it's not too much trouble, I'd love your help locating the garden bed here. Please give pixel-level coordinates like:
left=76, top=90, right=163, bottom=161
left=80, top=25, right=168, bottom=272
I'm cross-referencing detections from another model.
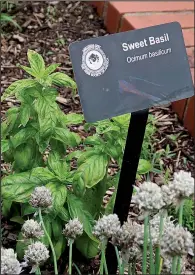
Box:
left=1, top=1, right=194, bottom=275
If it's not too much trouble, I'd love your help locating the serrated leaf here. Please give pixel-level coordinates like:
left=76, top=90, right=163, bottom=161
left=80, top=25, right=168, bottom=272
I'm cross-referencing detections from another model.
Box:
left=47, top=151, right=68, bottom=179
left=137, top=159, right=153, bottom=175
left=67, top=192, right=95, bottom=240
left=75, top=154, right=108, bottom=188
left=58, top=207, right=70, bottom=222
left=66, top=150, right=83, bottom=162
left=10, top=127, right=36, bottom=148
left=2, top=167, right=57, bottom=202
left=44, top=63, right=60, bottom=76
left=1, top=139, right=10, bottom=153
left=1, top=79, right=37, bottom=101
left=53, top=127, right=81, bottom=147
left=27, top=49, right=45, bottom=78
left=46, top=182, right=67, bottom=214
left=77, top=150, right=97, bottom=166
left=76, top=233, right=99, bottom=258
left=19, top=104, right=31, bottom=126
left=49, top=72, right=77, bottom=90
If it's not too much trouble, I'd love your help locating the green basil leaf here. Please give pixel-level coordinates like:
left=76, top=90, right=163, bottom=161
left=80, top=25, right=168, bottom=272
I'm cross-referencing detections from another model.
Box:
left=21, top=203, right=36, bottom=216
left=44, top=63, right=61, bottom=76
left=137, top=159, right=153, bottom=174
left=67, top=192, right=95, bottom=240
left=53, top=234, right=66, bottom=261
left=49, top=72, right=77, bottom=90
left=1, top=139, right=10, bottom=153
left=16, top=232, right=30, bottom=260
left=53, top=127, right=81, bottom=147
left=19, top=104, right=31, bottom=126
left=10, top=127, right=36, bottom=149
left=59, top=113, right=84, bottom=126
left=1, top=79, right=37, bottom=101
left=2, top=200, right=12, bottom=217
left=75, top=154, right=108, bottom=188
left=2, top=167, right=56, bottom=202
left=58, top=207, right=70, bottom=222
left=84, top=135, right=103, bottom=146
left=66, top=150, right=83, bottom=162
left=27, top=49, right=45, bottom=78
left=75, top=233, right=99, bottom=259
left=46, top=182, right=67, bottom=214
left=19, top=65, right=38, bottom=78
left=10, top=216, right=24, bottom=224
left=51, top=218, right=63, bottom=241
left=47, top=151, right=68, bottom=178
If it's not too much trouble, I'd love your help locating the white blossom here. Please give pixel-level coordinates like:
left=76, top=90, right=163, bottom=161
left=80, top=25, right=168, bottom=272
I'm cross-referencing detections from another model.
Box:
left=132, top=182, right=165, bottom=214
left=169, top=170, right=194, bottom=204
left=29, top=186, right=52, bottom=208
left=161, top=224, right=193, bottom=257
left=161, top=184, right=175, bottom=207
left=1, top=248, right=22, bottom=274
left=24, top=242, right=49, bottom=267
left=62, top=218, right=83, bottom=244
left=22, top=219, right=44, bottom=239
left=93, top=214, right=121, bottom=243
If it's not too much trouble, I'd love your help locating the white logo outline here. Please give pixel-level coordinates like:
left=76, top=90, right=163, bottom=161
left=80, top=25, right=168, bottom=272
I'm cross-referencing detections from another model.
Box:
left=81, top=44, right=109, bottom=77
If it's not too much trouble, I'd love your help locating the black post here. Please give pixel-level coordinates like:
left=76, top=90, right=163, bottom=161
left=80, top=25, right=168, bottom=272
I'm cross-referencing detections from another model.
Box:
left=106, top=109, right=149, bottom=274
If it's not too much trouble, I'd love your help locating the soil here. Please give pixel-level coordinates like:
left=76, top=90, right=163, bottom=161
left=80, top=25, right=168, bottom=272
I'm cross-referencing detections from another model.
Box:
left=1, top=1, right=194, bottom=274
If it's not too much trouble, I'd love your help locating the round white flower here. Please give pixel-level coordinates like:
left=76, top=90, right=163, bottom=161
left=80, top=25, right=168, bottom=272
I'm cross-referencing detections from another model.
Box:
left=1, top=248, right=22, bottom=274
left=22, top=219, right=44, bottom=239
left=62, top=218, right=83, bottom=243
left=29, top=186, right=52, bottom=208
left=24, top=242, right=49, bottom=266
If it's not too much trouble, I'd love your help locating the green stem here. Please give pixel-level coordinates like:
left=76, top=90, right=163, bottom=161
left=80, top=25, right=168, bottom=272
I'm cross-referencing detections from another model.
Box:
left=155, top=213, right=164, bottom=274
left=38, top=208, right=58, bottom=275
left=128, top=263, right=132, bottom=275
left=132, top=259, right=136, bottom=275
left=172, top=256, right=177, bottom=274
left=177, top=201, right=185, bottom=274
left=142, top=215, right=149, bottom=275
left=69, top=240, right=73, bottom=275
left=100, top=250, right=104, bottom=275
left=148, top=222, right=155, bottom=275
left=114, top=246, right=122, bottom=274
left=102, top=249, right=108, bottom=275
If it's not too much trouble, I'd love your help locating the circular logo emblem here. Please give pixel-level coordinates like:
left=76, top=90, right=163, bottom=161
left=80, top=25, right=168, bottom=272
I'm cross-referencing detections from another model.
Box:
left=81, top=44, right=109, bottom=77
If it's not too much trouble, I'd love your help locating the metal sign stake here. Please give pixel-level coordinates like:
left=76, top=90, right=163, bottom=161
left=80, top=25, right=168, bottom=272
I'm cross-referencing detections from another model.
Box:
left=106, top=109, right=149, bottom=274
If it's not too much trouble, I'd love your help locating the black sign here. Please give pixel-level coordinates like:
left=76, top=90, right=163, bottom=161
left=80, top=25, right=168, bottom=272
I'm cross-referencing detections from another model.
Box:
left=69, top=22, right=194, bottom=122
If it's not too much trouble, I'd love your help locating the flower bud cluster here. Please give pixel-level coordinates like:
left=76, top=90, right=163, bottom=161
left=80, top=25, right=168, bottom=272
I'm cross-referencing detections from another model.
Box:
left=24, top=242, right=49, bottom=267
left=22, top=219, right=44, bottom=239
left=62, top=218, right=83, bottom=243
left=29, top=186, right=52, bottom=208
left=1, top=248, right=22, bottom=274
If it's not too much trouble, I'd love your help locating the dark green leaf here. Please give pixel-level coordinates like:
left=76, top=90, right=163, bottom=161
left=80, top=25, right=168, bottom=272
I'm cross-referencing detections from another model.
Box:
left=10, top=216, right=24, bottom=224
left=16, top=232, right=30, bottom=260
left=21, top=203, right=36, bottom=216
left=2, top=167, right=57, bottom=202
left=76, top=233, right=99, bottom=258
left=67, top=192, right=95, bottom=240
left=2, top=200, right=12, bottom=217
left=58, top=207, right=70, bottom=222
left=1, top=140, right=10, bottom=153
left=59, top=113, right=84, bottom=126
left=51, top=218, right=63, bottom=241
left=53, top=234, right=66, bottom=261
left=66, top=150, right=83, bottom=162
left=47, top=151, right=68, bottom=179
left=10, top=127, right=36, bottom=149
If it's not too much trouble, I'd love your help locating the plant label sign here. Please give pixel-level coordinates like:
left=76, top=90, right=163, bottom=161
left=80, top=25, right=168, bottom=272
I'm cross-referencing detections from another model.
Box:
left=69, top=22, right=194, bottom=122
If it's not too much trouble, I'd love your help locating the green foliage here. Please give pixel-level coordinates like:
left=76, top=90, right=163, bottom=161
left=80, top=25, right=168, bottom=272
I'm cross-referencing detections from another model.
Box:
left=1, top=50, right=159, bottom=261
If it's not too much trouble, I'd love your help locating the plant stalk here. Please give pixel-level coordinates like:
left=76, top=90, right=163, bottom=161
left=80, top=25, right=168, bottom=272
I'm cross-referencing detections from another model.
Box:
left=142, top=215, right=149, bottom=275
left=100, top=242, right=108, bottom=275
left=172, top=256, right=177, bottom=274
left=148, top=221, right=155, bottom=275
left=155, top=212, right=164, bottom=274
left=38, top=208, right=58, bottom=275
left=69, top=240, right=73, bottom=275
left=114, top=246, right=122, bottom=274
left=177, top=201, right=185, bottom=274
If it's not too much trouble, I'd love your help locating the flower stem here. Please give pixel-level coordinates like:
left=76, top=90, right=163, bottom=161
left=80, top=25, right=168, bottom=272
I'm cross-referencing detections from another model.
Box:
left=172, top=256, right=177, bottom=274
left=177, top=201, right=185, bottom=274
left=114, top=246, right=122, bottom=274
left=132, top=258, right=136, bottom=275
left=100, top=242, right=108, bottom=275
left=38, top=208, right=58, bottom=275
left=128, top=263, right=132, bottom=275
left=155, top=213, right=164, bottom=274
left=142, top=215, right=149, bottom=275
left=69, top=240, right=73, bottom=275
left=148, top=221, right=155, bottom=275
